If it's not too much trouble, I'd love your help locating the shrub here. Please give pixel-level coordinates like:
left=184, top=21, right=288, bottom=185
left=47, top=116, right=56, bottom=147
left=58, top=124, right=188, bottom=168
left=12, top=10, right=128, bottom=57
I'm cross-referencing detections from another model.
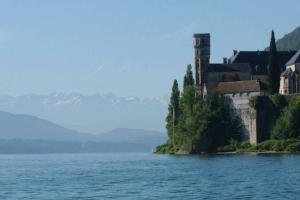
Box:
left=238, top=142, right=251, bottom=149
left=285, top=142, right=300, bottom=152
left=271, top=102, right=300, bottom=139
left=155, top=144, right=174, bottom=154
left=255, top=140, right=276, bottom=151
left=217, top=145, right=236, bottom=152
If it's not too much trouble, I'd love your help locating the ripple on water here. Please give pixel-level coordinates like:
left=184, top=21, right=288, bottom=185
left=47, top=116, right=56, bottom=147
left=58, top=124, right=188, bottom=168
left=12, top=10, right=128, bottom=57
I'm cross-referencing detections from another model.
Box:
left=0, top=153, right=299, bottom=199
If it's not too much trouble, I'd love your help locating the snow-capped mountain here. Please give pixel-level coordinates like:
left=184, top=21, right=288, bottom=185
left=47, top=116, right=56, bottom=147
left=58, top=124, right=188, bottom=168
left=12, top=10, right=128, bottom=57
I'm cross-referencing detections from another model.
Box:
left=0, top=93, right=169, bottom=134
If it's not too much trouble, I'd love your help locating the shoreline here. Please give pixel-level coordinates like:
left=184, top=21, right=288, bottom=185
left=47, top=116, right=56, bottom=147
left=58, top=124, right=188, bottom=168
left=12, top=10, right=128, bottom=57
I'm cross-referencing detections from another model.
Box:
left=155, top=151, right=300, bottom=155
left=155, top=139, right=300, bottom=155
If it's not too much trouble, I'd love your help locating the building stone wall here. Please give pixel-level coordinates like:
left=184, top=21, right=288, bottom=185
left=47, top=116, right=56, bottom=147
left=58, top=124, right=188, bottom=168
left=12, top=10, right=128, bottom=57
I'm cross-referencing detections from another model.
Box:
left=192, top=32, right=283, bottom=145
left=193, top=34, right=210, bottom=87
left=280, top=65, right=300, bottom=95
left=252, top=75, right=268, bottom=84
left=287, top=63, right=300, bottom=72
left=207, top=72, right=250, bottom=83
left=225, top=91, right=265, bottom=144
left=279, top=76, right=291, bottom=94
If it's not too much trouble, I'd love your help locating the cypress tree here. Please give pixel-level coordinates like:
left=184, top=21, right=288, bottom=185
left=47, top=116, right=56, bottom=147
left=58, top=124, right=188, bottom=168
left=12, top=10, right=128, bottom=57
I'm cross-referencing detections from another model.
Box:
left=166, top=79, right=180, bottom=145
left=268, top=30, right=280, bottom=94
left=170, top=79, right=180, bottom=123
left=182, top=64, right=196, bottom=114
left=184, top=64, right=195, bottom=87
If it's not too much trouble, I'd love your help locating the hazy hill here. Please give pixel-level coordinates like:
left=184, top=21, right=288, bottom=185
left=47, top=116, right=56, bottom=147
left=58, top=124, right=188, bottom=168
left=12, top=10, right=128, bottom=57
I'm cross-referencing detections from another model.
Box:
left=0, top=111, right=167, bottom=153
left=0, top=111, right=88, bottom=141
left=0, top=93, right=168, bottom=134
left=265, top=26, right=300, bottom=51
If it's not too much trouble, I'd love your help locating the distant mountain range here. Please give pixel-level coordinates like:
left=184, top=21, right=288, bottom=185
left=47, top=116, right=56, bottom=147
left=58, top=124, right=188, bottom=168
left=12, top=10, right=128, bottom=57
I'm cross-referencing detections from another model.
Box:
left=265, top=26, right=300, bottom=51
left=0, top=111, right=167, bottom=153
left=0, top=93, right=168, bottom=134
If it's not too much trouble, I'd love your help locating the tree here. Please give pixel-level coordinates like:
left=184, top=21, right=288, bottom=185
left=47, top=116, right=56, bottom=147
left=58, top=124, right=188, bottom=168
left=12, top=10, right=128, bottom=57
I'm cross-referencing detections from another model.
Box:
left=271, top=102, right=300, bottom=139
left=162, top=64, right=242, bottom=154
left=203, top=93, right=241, bottom=151
left=176, top=84, right=200, bottom=151
left=268, top=30, right=280, bottom=94
left=183, top=64, right=194, bottom=87
left=177, top=92, right=241, bottom=153
left=166, top=79, right=180, bottom=146
left=182, top=64, right=196, bottom=115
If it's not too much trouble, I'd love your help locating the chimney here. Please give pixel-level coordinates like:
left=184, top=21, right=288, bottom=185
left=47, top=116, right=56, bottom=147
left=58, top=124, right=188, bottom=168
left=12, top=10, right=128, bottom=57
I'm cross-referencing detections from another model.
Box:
left=233, top=50, right=237, bottom=55
left=223, top=57, right=228, bottom=64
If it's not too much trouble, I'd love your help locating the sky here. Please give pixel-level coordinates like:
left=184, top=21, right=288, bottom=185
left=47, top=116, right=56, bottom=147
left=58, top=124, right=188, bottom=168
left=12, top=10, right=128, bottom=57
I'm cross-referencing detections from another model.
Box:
left=0, top=0, right=299, bottom=98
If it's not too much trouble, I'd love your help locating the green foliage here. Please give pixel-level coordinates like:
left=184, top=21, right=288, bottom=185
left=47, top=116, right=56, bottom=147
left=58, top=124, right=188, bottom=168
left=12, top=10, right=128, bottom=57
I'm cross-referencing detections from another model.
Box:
left=155, top=144, right=175, bottom=154
left=177, top=91, right=241, bottom=153
left=159, top=63, right=242, bottom=154
left=201, top=93, right=241, bottom=151
left=183, top=64, right=194, bottom=87
left=249, top=96, right=259, bottom=109
left=271, top=102, right=300, bottom=139
left=158, top=55, right=300, bottom=154
left=217, top=145, right=236, bottom=153
left=249, top=95, right=300, bottom=142
left=218, top=139, right=300, bottom=153
left=252, top=139, right=300, bottom=152
left=249, top=95, right=289, bottom=141
left=271, top=94, right=288, bottom=107
left=270, top=94, right=288, bottom=114
left=176, top=85, right=199, bottom=148
left=217, top=140, right=251, bottom=153
left=267, top=30, right=280, bottom=94
left=285, top=141, right=300, bottom=152
left=166, top=79, right=181, bottom=146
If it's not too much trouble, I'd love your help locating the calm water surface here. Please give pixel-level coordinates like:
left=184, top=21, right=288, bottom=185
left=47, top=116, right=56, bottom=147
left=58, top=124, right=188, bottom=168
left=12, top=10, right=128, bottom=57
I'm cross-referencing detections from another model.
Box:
left=0, top=153, right=299, bottom=199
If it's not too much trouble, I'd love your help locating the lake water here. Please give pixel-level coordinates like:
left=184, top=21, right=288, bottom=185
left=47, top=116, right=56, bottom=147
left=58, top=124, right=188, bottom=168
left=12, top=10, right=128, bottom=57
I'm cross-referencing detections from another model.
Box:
left=0, top=153, right=299, bottom=199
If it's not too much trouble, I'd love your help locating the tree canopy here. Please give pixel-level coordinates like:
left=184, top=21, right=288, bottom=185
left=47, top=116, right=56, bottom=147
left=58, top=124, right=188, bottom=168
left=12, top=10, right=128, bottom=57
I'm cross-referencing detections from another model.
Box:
left=267, top=30, right=280, bottom=94
left=183, top=64, right=194, bottom=87
left=165, top=79, right=180, bottom=146
left=163, top=65, right=241, bottom=153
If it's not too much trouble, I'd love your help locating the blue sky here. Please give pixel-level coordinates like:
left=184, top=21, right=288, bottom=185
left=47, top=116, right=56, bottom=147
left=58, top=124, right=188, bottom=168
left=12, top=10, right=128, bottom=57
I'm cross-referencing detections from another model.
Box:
left=0, top=0, right=299, bottom=98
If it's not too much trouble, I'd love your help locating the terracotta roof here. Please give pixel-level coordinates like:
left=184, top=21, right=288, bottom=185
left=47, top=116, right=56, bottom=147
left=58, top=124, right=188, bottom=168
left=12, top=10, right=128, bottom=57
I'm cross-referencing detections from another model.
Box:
left=229, top=51, right=296, bottom=75
left=205, top=80, right=267, bottom=94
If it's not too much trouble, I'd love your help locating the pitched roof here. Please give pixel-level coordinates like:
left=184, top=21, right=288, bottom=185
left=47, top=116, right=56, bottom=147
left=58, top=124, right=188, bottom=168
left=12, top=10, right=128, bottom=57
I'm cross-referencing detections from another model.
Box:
left=229, top=51, right=296, bottom=75
left=205, top=80, right=267, bottom=94
left=286, top=49, right=300, bottom=65
left=208, top=63, right=251, bottom=73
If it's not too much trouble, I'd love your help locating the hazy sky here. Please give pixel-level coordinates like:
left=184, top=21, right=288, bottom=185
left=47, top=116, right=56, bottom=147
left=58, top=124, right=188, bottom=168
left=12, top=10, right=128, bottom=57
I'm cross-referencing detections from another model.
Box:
left=0, top=0, right=299, bottom=98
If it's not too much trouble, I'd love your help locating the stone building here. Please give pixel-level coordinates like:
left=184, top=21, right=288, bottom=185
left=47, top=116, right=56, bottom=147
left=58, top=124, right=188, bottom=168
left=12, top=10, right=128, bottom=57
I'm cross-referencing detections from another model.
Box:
left=192, top=33, right=297, bottom=144
left=279, top=50, right=300, bottom=94
left=203, top=80, right=267, bottom=144
left=229, top=50, right=296, bottom=84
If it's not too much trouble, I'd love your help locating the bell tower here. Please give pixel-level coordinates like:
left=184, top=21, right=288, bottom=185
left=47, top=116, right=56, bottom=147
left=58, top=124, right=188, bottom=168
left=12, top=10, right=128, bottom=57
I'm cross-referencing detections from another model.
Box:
left=193, top=33, right=210, bottom=87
